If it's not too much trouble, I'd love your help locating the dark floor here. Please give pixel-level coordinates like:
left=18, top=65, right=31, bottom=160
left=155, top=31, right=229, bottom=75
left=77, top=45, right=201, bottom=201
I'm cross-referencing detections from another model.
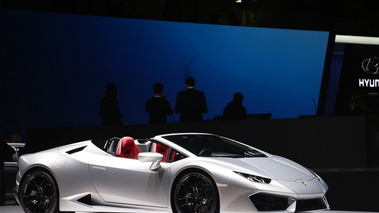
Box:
left=315, top=169, right=379, bottom=212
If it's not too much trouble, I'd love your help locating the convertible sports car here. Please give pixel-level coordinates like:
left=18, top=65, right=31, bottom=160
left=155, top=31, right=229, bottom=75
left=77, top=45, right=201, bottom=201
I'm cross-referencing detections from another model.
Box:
left=15, top=133, right=330, bottom=213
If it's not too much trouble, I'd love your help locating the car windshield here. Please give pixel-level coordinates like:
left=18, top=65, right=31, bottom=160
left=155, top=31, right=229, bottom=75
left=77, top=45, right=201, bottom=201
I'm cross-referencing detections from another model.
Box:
left=163, top=134, right=266, bottom=158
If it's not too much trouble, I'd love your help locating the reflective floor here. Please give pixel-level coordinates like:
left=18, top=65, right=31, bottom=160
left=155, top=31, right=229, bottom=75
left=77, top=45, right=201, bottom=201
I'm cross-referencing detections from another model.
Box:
left=0, top=205, right=24, bottom=213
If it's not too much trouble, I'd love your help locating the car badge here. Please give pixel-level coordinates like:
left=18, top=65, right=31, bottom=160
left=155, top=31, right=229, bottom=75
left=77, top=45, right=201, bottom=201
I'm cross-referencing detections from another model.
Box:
left=362, top=56, right=379, bottom=75
left=301, top=181, right=308, bottom=186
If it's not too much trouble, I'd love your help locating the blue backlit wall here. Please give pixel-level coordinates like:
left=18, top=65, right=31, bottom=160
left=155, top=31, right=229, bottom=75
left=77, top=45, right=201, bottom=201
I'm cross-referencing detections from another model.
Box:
left=0, top=9, right=329, bottom=136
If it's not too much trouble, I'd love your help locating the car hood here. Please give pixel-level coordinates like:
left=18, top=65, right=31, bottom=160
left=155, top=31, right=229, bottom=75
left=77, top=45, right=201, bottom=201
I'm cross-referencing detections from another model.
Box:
left=214, top=155, right=314, bottom=181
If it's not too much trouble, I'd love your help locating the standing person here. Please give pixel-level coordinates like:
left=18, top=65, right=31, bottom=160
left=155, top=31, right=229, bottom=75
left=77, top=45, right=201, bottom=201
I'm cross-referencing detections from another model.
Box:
left=99, top=84, right=123, bottom=126
left=175, top=77, right=208, bottom=122
left=145, top=82, right=173, bottom=124
left=223, top=92, right=247, bottom=120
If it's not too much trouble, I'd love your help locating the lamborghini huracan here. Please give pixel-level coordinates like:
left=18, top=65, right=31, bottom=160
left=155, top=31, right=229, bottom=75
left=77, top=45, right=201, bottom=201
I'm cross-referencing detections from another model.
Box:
left=14, top=133, right=330, bottom=213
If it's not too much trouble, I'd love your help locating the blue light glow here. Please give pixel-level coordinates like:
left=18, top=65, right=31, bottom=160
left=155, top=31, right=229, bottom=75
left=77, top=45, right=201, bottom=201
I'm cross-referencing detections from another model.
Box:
left=0, top=9, right=329, bottom=130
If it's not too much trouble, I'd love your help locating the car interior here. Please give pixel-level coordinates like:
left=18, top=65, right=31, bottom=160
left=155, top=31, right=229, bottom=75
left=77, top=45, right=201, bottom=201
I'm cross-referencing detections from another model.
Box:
left=103, top=136, right=184, bottom=162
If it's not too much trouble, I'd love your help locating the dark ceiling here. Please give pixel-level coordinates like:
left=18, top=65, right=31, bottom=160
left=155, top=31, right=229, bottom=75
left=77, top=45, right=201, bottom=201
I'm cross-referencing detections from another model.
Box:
left=1, top=0, right=378, bottom=36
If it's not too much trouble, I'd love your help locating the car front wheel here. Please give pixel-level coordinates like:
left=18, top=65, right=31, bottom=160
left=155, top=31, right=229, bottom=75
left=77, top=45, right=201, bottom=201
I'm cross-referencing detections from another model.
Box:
left=173, top=171, right=219, bottom=213
left=19, top=170, right=59, bottom=213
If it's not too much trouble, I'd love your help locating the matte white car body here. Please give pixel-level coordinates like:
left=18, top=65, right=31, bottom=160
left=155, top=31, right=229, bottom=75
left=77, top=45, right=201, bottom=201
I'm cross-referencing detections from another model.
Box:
left=15, top=133, right=329, bottom=213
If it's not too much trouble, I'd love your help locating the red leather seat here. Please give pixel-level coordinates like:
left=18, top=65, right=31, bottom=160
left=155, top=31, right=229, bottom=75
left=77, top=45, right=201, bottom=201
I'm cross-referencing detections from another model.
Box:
left=116, top=136, right=141, bottom=159
left=151, top=143, right=169, bottom=162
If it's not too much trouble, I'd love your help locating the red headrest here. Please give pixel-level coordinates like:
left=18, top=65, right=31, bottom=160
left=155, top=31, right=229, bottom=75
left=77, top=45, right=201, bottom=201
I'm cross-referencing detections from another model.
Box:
left=116, top=136, right=141, bottom=159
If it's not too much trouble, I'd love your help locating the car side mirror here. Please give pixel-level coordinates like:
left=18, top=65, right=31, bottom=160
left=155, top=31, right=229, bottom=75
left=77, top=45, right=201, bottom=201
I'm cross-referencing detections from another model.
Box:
left=137, top=152, right=163, bottom=171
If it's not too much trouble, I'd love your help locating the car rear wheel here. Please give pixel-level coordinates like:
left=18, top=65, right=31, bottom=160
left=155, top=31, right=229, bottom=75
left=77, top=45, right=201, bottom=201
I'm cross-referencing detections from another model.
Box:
left=173, top=171, right=219, bottom=213
left=19, top=170, right=59, bottom=213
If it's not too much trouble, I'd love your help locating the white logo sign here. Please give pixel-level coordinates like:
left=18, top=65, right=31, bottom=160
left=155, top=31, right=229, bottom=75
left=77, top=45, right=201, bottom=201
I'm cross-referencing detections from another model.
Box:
left=362, top=57, right=379, bottom=75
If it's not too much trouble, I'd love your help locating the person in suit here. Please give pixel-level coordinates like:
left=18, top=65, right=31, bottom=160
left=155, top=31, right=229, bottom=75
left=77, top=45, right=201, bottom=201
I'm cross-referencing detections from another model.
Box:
left=223, top=92, right=247, bottom=120
left=99, top=84, right=123, bottom=126
left=175, top=77, right=208, bottom=122
left=145, top=82, right=173, bottom=123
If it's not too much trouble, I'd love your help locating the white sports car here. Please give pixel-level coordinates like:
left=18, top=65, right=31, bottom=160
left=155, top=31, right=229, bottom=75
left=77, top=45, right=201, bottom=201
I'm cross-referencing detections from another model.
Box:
left=15, top=133, right=329, bottom=213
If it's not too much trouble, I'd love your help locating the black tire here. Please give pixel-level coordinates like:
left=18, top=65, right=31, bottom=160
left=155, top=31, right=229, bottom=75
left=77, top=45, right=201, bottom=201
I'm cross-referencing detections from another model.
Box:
left=19, top=170, right=59, bottom=213
left=172, top=171, right=219, bottom=213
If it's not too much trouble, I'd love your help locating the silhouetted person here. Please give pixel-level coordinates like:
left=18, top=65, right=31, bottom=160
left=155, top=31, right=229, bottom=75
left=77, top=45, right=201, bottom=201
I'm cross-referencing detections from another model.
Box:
left=0, top=134, right=16, bottom=205
left=145, top=82, right=173, bottom=123
left=175, top=77, right=207, bottom=122
left=99, top=84, right=123, bottom=126
left=223, top=92, right=247, bottom=120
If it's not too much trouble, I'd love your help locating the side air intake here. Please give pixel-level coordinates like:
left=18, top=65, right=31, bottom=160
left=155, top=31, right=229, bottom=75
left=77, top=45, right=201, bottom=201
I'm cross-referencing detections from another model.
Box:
left=66, top=146, right=87, bottom=154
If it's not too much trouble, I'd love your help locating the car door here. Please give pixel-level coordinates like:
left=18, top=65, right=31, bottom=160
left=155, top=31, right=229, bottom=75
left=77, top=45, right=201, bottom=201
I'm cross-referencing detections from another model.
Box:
left=89, top=155, right=170, bottom=207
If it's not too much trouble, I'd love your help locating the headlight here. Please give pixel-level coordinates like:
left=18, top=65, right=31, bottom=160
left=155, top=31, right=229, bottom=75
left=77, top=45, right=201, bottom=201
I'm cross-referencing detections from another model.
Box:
left=235, top=172, right=271, bottom=184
